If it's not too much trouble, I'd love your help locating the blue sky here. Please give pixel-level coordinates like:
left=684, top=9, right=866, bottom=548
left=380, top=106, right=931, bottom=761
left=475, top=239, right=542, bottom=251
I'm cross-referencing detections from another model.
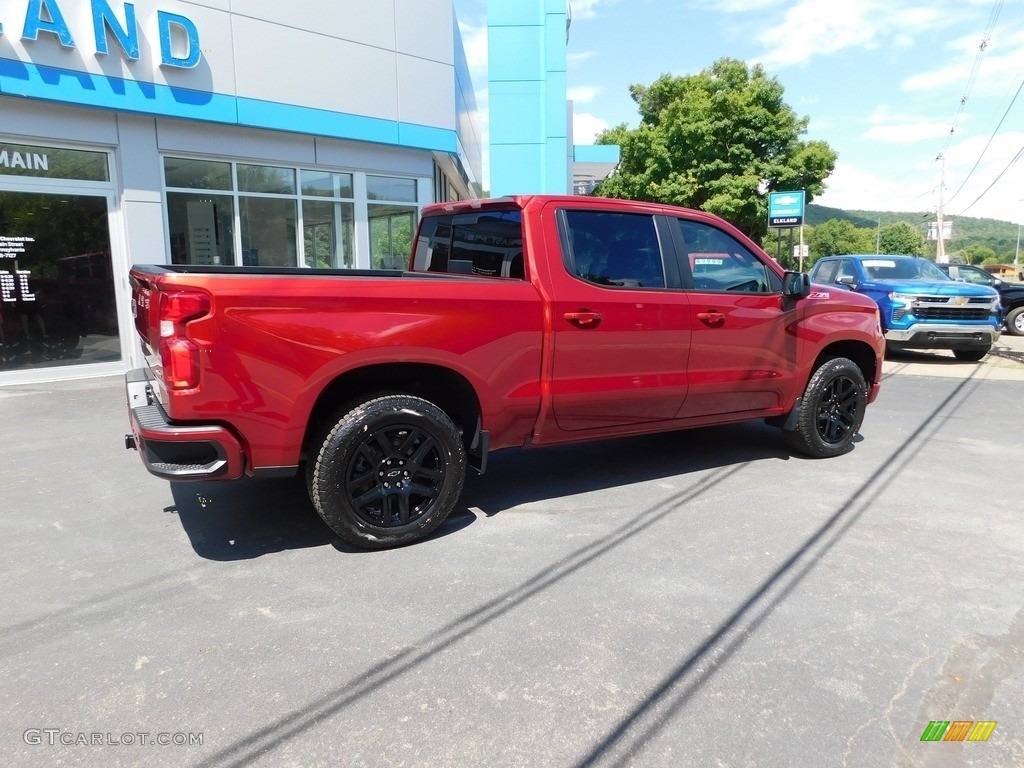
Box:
left=453, top=0, right=1024, bottom=227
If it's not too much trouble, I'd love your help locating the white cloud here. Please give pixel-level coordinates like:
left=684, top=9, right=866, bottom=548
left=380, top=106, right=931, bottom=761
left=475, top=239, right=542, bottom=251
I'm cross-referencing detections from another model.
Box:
left=570, top=0, right=617, bottom=21
left=573, top=112, right=610, bottom=144
left=567, top=86, right=600, bottom=104
left=816, top=161, right=934, bottom=214
left=751, top=1, right=948, bottom=69
left=568, top=51, right=596, bottom=67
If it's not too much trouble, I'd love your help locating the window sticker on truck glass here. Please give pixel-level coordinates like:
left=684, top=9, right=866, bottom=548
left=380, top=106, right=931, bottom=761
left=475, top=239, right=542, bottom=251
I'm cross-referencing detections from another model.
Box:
left=862, top=260, right=897, bottom=268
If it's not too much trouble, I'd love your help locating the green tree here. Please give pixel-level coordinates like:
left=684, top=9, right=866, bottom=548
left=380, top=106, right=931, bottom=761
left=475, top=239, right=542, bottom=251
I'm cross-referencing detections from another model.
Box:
left=956, top=244, right=998, bottom=265
left=808, top=219, right=876, bottom=262
left=593, top=58, right=837, bottom=241
left=878, top=222, right=925, bottom=255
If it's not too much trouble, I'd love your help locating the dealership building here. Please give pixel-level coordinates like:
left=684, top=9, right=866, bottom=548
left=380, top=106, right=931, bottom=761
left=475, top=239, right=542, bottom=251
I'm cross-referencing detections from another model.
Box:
left=0, top=0, right=616, bottom=385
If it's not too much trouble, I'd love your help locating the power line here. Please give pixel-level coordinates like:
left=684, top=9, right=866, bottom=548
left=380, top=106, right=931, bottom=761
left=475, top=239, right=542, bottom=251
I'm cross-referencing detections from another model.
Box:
left=947, top=72, right=1024, bottom=205
left=954, top=142, right=1024, bottom=216
left=937, top=0, right=1002, bottom=160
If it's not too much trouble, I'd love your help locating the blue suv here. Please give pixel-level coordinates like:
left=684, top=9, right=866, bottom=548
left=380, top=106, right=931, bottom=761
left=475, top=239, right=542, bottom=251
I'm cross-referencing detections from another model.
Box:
left=809, top=255, right=1001, bottom=361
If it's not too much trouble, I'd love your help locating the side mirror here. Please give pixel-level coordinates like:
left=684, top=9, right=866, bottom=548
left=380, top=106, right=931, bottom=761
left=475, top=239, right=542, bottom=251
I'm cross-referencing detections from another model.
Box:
left=836, top=275, right=857, bottom=287
left=783, top=271, right=810, bottom=299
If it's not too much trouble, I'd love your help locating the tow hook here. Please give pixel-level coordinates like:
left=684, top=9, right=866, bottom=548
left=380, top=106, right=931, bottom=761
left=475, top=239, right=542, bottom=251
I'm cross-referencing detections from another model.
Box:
left=125, top=434, right=137, bottom=451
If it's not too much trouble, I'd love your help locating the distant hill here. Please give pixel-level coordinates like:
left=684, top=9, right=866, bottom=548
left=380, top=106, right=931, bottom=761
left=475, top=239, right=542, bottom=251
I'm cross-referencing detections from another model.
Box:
left=806, top=204, right=1021, bottom=262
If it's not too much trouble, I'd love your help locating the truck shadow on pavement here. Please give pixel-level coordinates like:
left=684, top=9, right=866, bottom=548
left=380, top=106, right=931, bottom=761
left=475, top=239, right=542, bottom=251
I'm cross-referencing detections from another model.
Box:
left=168, top=420, right=794, bottom=561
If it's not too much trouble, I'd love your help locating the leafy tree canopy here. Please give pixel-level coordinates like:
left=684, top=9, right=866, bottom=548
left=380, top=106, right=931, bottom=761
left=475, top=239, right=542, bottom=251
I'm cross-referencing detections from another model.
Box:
left=593, top=58, right=837, bottom=241
left=808, top=219, right=876, bottom=259
left=878, top=222, right=925, bottom=255
left=955, top=244, right=998, bottom=265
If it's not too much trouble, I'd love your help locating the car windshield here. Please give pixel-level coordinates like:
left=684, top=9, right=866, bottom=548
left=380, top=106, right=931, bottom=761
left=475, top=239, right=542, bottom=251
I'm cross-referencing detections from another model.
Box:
left=860, top=258, right=950, bottom=281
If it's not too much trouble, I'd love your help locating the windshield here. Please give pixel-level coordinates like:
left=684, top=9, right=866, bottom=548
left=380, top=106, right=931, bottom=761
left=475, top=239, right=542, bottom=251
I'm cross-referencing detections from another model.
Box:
left=860, top=258, right=950, bottom=281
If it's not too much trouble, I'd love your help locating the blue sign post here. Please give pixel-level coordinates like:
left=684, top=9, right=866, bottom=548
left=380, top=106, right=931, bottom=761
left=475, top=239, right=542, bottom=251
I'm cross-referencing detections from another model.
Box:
left=768, top=191, right=805, bottom=228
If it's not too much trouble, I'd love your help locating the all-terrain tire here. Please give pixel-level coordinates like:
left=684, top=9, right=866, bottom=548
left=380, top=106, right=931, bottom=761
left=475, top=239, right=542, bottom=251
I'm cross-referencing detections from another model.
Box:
left=784, top=357, right=867, bottom=459
left=307, top=395, right=467, bottom=549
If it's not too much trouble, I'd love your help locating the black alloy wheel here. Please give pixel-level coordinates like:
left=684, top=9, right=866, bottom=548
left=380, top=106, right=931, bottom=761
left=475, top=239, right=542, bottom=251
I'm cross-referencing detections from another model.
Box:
left=784, top=357, right=867, bottom=459
left=308, top=395, right=467, bottom=549
left=813, top=374, right=860, bottom=445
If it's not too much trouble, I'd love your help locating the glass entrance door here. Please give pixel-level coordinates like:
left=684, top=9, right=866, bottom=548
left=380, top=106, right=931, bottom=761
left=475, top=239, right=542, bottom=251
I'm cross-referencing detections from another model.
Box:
left=0, top=191, right=120, bottom=373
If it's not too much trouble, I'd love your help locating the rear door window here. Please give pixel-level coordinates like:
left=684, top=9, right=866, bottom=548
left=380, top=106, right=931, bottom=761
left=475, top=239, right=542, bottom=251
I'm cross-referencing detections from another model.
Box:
left=561, top=210, right=665, bottom=289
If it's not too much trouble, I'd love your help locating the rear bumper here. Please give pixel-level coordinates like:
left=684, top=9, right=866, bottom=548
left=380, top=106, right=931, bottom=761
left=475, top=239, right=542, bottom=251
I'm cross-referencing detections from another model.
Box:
left=884, top=323, right=1000, bottom=350
left=125, top=369, right=245, bottom=481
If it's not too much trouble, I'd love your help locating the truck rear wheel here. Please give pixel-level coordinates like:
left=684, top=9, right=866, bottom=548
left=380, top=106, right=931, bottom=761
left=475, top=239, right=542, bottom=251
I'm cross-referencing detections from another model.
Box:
left=307, top=395, right=467, bottom=549
left=785, top=357, right=866, bottom=459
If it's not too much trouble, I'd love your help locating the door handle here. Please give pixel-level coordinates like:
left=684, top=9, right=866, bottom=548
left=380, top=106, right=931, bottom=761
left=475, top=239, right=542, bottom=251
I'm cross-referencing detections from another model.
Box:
left=697, top=311, right=726, bottom=327
left=564, top=311, right=602, bottom=328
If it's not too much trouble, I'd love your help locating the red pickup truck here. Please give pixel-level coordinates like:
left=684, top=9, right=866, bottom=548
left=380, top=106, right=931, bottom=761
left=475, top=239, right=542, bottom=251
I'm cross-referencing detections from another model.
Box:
left=125, top=195, right=884, bottom=548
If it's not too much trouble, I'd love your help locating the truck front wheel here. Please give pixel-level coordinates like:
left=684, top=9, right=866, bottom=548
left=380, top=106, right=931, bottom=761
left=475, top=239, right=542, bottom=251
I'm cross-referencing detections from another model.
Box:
left=784, top=357, right=867, bottom=459
left=307, top=395, right=467, bottom=549
left=1005, top=306, right=1024, bottom=337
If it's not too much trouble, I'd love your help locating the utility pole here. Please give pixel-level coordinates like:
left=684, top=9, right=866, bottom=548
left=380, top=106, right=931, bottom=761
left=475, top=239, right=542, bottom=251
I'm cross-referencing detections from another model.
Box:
left=935, top=155, right=948, bottom=264
left=1016, top=199, right=1023, bottom=280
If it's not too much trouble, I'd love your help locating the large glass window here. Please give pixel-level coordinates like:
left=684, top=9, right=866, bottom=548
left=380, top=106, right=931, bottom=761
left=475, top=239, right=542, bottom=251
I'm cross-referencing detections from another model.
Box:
left=300, top=170, right=354, bottom=268
left=239, top=197, right=297, bottom=267
left=163, top=158, right=421, bottom=270
left=166, top=193, right=235, bottom=265
left=0, top=142, right=109, bottom=182
left=163, top=157, right=230, bottom=190
left=368, top=175, right=418, bottom=270
left=0, top=191, right=118, bottom=372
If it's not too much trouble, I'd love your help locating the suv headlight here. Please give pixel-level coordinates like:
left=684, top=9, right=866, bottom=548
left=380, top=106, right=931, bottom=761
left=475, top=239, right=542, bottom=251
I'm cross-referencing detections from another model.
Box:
left=888, top=292, right=917, bottom=304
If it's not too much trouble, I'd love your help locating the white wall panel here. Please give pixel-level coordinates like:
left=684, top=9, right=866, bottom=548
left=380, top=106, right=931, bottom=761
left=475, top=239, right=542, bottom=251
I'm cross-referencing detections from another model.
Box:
left=155, top=120, right=317, bottom=166
left=227, top=0, right=397, bottom=50
left=0, top=97, right=119, bottom=145
left=313, top=137, right=432, bottom=177
left=395, top=0, right=453, bottom=65
left=230, top=16, right=399, bottom=120
left=397, top=55, right=454, bottom=129
left=115, top=114, right=161, bottom=203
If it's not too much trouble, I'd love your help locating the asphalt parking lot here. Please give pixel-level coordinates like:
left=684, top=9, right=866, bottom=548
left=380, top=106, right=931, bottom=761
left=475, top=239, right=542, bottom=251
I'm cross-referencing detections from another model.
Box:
left=2, top=336, right=1023, bottom=767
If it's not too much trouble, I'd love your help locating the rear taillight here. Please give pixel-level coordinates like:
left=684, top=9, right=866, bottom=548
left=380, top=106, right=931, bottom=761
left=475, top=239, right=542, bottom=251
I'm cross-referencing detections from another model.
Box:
left=158, top=291, right=211, bottom=390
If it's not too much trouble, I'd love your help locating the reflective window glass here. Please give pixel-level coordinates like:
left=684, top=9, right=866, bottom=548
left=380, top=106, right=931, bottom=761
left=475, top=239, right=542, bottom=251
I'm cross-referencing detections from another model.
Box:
left=166, top=193, right=236, bottom=265
left=303, top=200, right=355, bottom=268
left=301, top=170, right=353, bottom=199
left=0, top=191, right=119, bottom=372
left=369, top=204, right=416, bottom=269
left=237, top=164, right=296, bottom=195
left=163, top=157, right=231, bottom=190
left=676, top=219, right=772, bottom=293
left=414, top=211, right=523, bottom=278
left=367, top=175, right=417, bottom=202
left=240, top=197, right=297, bottom=267
left=564, top=210, right=665, bottom=289
left=0, top=142, right=109, bottom=182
